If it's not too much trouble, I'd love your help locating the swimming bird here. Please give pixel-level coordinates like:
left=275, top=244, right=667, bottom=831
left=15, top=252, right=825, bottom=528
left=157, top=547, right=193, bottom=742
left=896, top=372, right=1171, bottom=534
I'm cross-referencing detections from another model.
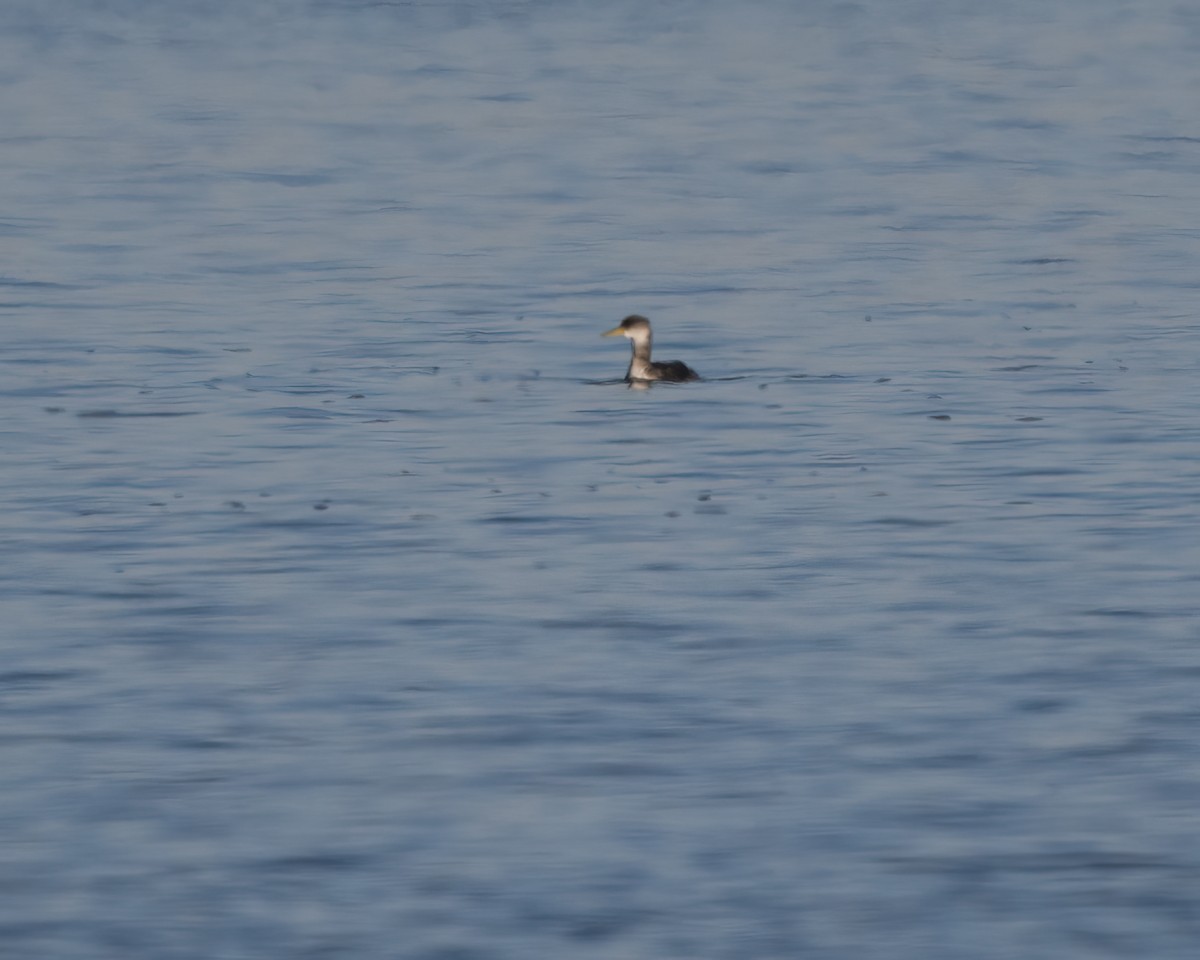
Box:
left=601, top=315, right=699, bottom=383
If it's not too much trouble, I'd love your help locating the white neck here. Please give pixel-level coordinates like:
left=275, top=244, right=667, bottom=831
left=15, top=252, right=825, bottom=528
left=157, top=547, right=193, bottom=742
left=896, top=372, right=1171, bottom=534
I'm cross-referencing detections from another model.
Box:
left=626, top=328, right=653, bottom=379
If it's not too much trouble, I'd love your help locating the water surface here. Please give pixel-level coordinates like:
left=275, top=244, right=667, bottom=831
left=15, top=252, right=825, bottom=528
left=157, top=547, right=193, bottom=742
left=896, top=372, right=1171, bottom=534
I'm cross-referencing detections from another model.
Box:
left=3, top=1, right=1200, bottom=957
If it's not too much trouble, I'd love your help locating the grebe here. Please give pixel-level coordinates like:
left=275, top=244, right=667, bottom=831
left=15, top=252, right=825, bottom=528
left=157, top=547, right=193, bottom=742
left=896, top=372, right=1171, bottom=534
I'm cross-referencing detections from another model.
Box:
left=601, top=315, right=699, bottom=383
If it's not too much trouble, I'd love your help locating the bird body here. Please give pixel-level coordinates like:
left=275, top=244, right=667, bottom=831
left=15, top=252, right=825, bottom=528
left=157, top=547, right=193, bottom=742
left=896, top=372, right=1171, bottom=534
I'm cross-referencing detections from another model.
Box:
left=601, top=315, right=699, bottom=383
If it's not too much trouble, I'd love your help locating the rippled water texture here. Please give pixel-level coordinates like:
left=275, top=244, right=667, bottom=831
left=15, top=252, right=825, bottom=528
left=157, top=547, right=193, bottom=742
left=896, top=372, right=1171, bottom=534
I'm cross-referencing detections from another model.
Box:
left=4, top=1, right=1200, bottom=956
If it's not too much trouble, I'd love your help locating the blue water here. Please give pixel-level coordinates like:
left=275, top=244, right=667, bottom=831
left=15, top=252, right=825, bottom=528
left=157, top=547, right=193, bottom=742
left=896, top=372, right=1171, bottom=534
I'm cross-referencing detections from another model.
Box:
left=4, top=1, right=1200, bottom=956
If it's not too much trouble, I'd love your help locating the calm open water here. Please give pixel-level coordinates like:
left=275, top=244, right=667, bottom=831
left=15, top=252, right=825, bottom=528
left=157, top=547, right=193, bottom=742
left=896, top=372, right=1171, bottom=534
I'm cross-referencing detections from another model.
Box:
left=3, top=1, right=1200, bottom=957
